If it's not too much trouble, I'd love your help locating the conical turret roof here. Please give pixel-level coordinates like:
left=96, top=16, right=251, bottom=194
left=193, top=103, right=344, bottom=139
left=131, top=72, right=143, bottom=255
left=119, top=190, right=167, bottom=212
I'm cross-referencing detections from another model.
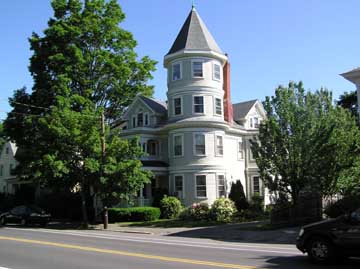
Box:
left=167, top=7, right=223, bottom=56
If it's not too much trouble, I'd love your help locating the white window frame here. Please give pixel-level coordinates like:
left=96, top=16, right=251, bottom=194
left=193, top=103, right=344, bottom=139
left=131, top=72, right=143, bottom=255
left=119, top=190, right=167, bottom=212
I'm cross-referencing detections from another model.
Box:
left=191, top=60, right=204, bottom=78
left=173, top=96, right=183, bottom=116
left=195, top=174, right=207, bottom=198
left=132, top=116, right=136, bottom=128
left=237, top=140, right=244, bottom=160
left=193, top=133, right=206, bottom=156
left=173, top=134, right=184, bottom=157
left=214, top=97, right=222, bottom=116
left=172, top=62, right=182, bottom=81
left=174, top=174, right=185, bottom=199
left=217, top=174, right=226, bottom=198
left=193, top=95, right=205, bottom=114
left=252, top=175, right=261, bottom=195
left=137, top=112, right=144, bottom=127
left=215, top=135, right=224, bottom=156
left=213, top=63, right=221, bottom=81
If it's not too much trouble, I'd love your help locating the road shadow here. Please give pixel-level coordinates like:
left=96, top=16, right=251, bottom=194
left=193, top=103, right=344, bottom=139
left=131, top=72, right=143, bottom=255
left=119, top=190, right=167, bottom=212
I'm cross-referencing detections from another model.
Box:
left=259, top=255, right=360, bottom=269
left=167, top=223, right=300, bottom=244
left=0, top=221, right=96, bottom=230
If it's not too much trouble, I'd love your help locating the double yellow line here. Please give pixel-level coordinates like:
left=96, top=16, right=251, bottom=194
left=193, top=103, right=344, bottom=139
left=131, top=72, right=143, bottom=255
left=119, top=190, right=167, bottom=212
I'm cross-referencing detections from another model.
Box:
left=0, top=235, right=264, bottom=269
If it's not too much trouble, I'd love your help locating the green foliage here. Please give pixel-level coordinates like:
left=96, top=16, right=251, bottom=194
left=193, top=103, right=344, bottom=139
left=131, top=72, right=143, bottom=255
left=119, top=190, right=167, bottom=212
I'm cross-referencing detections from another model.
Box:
left=324, top=196, right=360, bottom=218
left=337, top=91, right=359, bottom=122
left=336, top=156, right=360, bottom=196
left=209, top=198, right=237, bottom=222
left=159, top=196, right=183, bottom=219
left=180, top=203, right=210, bottom=221
left=249, top=194, right=265, bottom=213
left=0, top=122, right=5, bottom=149
left=250, top=82, right=360, bottom=204
left=4, top=0, right=156, bottom=224
left=228, top=180, right=249, bottom=211
left=108, top=207, right=160, bottom=222
left=151, top=188, right=168, bottom=208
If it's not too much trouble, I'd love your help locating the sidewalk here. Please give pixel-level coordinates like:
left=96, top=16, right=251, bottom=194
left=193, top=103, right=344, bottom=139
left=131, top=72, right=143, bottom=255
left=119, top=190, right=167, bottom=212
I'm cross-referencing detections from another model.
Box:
left=92, top=221, right=300, bottom=244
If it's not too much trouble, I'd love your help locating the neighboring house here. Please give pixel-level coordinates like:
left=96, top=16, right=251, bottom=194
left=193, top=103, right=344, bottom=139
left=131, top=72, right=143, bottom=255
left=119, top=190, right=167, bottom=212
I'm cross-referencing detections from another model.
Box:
left=341, top=67, right=360, bottom=119
left=116, top=7, right=266, bottom=206
left=0, top=141, right=19, bottom=194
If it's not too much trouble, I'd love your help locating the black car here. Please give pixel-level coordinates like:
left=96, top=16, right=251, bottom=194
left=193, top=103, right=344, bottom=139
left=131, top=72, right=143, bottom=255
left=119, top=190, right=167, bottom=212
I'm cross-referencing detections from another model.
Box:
left=296, top=208, right=360, bottom=263
left=0, top=205, right=51, bottom=227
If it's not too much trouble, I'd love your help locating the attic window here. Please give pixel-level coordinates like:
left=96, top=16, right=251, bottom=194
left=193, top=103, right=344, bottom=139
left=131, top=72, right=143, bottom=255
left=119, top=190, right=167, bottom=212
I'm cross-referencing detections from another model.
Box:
left=137, top=113, right=143, bottom=127
left=192, top=61, right=203, bottom=77
left=5, top=147, right=9, bottom=154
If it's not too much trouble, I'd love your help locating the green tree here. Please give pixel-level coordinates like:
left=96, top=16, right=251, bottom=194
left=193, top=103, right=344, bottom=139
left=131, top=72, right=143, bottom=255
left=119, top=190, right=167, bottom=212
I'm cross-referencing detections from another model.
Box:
left=0, top=122, right=5, bottom=149
left=228, top=180, right=249, bottom=211
left=337, top=91, right=358, bottom=122
left=250, top=82, right=360, bottom=205
left=4, top=0, right=156, bottom=225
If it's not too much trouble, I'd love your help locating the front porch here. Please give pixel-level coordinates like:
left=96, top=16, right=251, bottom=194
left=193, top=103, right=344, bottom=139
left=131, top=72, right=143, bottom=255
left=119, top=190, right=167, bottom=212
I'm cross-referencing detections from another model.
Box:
left=135, top=172, right=169, bottom=206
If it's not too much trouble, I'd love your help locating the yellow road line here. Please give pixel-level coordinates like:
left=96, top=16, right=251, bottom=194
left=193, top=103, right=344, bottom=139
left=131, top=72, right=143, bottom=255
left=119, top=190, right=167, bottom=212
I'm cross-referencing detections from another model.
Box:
left=0, top=235, right=264, bottom=269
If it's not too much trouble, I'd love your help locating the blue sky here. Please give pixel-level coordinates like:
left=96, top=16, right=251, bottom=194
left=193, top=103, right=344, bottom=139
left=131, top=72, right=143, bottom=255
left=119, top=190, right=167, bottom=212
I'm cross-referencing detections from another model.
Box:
left=1, top=0, right=359, bottom=120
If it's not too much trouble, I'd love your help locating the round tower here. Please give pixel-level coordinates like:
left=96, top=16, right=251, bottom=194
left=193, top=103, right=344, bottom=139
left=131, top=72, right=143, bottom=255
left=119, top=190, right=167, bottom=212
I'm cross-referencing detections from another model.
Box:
left=164, top=7, right=234, bottom=205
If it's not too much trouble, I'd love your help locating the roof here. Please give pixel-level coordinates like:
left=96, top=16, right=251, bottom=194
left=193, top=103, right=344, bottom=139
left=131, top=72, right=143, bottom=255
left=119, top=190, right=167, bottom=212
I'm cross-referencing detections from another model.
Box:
left=139, top=96, right=168, bottom=115
left=167, top=7, right=223, bottom=55
left=341, top=67, right=360, bottom=84
left=232, top=100, right=258, bottom=119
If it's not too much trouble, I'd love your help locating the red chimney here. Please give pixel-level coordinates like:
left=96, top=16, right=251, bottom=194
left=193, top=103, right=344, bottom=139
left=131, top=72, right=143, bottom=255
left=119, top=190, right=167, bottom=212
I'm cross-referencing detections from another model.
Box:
left=223, top=57, right=233, bottom=124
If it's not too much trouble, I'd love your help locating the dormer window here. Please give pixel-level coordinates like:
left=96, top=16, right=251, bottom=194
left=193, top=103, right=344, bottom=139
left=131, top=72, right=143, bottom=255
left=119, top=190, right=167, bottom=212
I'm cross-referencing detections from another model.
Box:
left=144, top=113, right=149, bottom=126
left=172, top=63, right=181, bottom=81
left=5, top=147, right=9, bottom=154
left=137, top=113, right=143, bottom=127
left=192, top=61, right=203, bottom=77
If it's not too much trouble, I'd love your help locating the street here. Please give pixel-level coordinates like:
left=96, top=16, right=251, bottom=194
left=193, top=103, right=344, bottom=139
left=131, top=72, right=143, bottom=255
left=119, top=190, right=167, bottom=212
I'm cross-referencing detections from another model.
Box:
left=0, top=226, right=359, bottom=269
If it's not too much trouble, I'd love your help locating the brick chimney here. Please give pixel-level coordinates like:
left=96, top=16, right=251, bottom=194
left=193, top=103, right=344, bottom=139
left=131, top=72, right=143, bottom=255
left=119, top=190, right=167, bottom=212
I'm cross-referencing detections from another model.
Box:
left=223, top=56, right=233, bottom=124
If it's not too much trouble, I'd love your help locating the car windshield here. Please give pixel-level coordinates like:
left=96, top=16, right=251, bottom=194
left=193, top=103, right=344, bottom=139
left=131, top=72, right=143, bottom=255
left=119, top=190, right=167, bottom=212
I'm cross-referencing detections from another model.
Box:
left=28, top=205, right=44, bottom=213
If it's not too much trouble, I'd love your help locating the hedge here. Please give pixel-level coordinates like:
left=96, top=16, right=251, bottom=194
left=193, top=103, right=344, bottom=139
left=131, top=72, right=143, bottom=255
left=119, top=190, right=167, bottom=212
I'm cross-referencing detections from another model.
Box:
left=108, top=207, right=161, bottom=222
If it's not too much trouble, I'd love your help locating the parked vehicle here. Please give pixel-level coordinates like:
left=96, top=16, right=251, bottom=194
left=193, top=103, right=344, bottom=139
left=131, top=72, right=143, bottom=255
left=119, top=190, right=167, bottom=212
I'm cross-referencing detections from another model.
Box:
left=296, top=208, right=360, bottom=263
left=0, top=205, right=51, bottom=227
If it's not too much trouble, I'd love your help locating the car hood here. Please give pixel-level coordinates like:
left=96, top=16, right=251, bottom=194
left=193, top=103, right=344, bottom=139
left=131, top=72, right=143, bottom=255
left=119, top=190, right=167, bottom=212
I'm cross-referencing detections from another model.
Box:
left=303, top=217, right=342, bottom=230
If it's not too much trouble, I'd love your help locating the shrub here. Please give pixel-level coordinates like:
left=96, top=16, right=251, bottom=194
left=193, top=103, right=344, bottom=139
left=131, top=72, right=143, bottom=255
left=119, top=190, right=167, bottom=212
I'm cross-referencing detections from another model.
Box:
left=108, top=207, right=160, bottom=222
left=229, top=180, right=249, bottom=211
left=180, top=203, right=210, bottom=221
left=210, top=198, right=237, bottom=222
left=152, top=188, right=169, bottom=208
left=324, top=196, right=360, bottom=218
left=159, top=196, right=182, bottom=219
left=250, top=193, right=264, bottom=213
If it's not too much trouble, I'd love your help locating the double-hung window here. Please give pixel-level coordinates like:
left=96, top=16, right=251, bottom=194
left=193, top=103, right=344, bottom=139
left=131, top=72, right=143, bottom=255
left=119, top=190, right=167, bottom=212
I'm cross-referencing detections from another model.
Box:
left=214, top=63, right=221, bottom=80
left=217, top=175, right=225, bottom=197
left=132, top=116, right=136, bottom=128
left=192, top=61, right=203, bottom=77
left=172, top=63, right=181, bottom=81
left=194, top=96, right=204, bottom=114
left=174, top=134, right=183, bottom=157
left=215, top=98, right=222, bottom=115
left=174, top=175, right=184, bottom=199
left=137, top=113, right=143, bottom=127
left=253, top=176, right=260, bottom=194
left=174, top=97, right=182, bottom=115
left=196, top=175, right=207, bottom=197
left=238, top=141, right=244, bottom=159
left=144, top=113, right=149, bottom=126
left=216, top=135, right=223, bottom=156
left=194, top=134, right=205, bottom=155
left=0, top=165, right=3, bottom=177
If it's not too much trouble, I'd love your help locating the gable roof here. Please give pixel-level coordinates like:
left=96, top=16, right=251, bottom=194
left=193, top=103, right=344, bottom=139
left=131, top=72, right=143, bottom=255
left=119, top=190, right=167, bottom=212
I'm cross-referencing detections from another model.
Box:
left=232, top=100, right=258, bottom=119
left=139, top=96, right=168, bottom=115
left=341, top=67, right=360, bottom=84
left=167, top=8, right=223, bottom=56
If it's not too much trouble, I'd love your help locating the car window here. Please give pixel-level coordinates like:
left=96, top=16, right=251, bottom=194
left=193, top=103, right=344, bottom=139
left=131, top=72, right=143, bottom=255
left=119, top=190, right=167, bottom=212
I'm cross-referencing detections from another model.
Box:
left=10, top=206, right=26, bottom=215
left=351, top=208, right=360, bottom=223
left=29, top=205, right=43, bottom=213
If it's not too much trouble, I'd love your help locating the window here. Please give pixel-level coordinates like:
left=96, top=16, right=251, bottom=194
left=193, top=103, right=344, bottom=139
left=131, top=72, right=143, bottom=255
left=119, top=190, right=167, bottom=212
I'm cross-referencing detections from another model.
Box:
left=196, top=175, right=207, bottom=197
left=147, top=140, right=157, bottom=156
left=217, top=175, right=225, bottom=197
left=9, top=164, right=14, bottom=175
left=0, top=165, right=3, bottom=177
left=194, top=134, right=205, bottom=155
left=253, top=176, right=260, bottom=194
left=250, top=118, right=253, bottom=128
left=192, top=61, right=203, bottom=77
left=254, top=117, right=259, bottom=128
left=137, top=113, right=143, bottom=127
left=216, top=135, right=223, bottom=156
left=144, top=113, right=149, bottom=126
left=193, top=96, right=204, bottom=113
left=174, top=134, right=183, bottom=157
left=237, top=141, right=244, bottom=159
left=215, top=98, right=222, bottom=115
left=142, top=143, right=146, bottom=152
left=5, top=147, right=9, bottom=154
left=132, top=116, right=136, bottom=128
left=174, top=97, right=182, bottom=115
left=172, top=63, right=181, bottom=81
left=174, top=175, right=184, bottom=199
left=214, top=63, right=221, bottom=80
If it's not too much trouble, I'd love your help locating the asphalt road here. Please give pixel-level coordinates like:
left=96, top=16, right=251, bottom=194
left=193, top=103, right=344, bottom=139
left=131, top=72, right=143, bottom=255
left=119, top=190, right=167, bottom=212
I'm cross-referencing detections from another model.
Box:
left=0, top=226, right=359, bottom=269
